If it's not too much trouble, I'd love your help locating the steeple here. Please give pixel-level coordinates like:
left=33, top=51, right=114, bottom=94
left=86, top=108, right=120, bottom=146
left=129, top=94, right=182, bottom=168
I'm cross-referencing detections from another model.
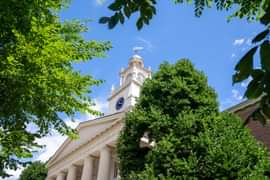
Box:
left=107, top=48, right=152, bottom=114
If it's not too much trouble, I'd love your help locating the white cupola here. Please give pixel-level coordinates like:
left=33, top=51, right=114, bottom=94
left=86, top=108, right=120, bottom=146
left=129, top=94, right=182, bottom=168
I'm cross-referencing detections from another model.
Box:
left=107, top=49, right=152, bottom=114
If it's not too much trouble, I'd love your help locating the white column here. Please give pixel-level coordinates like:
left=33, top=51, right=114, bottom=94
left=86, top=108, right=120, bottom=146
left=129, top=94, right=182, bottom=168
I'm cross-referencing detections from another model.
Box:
left=56, top=172, right=65, bottom=180
left=97, top=146, right=111, bottom=180
left=81, top=156, right=94, bottom=180
left=66, top=165, right=77, bottom=180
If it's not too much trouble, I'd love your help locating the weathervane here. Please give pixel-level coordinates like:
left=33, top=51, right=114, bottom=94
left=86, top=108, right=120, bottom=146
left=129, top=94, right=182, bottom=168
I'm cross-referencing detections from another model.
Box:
left=133, top=46, right=144, bottom=55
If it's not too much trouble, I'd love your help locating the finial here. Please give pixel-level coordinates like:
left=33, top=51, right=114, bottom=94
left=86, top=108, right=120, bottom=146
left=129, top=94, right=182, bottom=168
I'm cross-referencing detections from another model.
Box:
left=133, top=46, right=144, bottom=55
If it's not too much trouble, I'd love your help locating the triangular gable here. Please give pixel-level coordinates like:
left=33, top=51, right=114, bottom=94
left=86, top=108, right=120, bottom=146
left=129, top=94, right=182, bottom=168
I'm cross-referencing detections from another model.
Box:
left=48, top=111, right=125, bottom=165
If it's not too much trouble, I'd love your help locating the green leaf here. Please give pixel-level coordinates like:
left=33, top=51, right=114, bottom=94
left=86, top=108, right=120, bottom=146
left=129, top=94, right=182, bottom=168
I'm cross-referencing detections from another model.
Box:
left=108, top=15, right=119, bottom=29
left=260, top=8, right=270, bottom=25
left=108, top=1, right=121, bottom=11
left=244, top=79, right=264, bottom=99
left=252, top=29, right=269, bottom=43
left=20, top=161, right=47, bottom=180
left=124, top=6, right=131, bottom=18
left=251, top=69, right=264, bottom=80
left=136, top=18, right=144, bottom=30
left=99, top=17, right=110, bottom=24
left=233, top=46, right=258, bottom=83
left=118, top=12, right=125, bottom=24
left=206, top=0, right=212, bottom=8
left=260, top=40, right=270, bottom=71
left=264, top=71, right=270, bottom=94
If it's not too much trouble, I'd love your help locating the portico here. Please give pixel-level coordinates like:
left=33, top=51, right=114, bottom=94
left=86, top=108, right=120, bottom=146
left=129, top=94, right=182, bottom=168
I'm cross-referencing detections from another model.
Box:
left=51, top=146, right=115, bottom=180
left=46, top=112, right=124, bottom=180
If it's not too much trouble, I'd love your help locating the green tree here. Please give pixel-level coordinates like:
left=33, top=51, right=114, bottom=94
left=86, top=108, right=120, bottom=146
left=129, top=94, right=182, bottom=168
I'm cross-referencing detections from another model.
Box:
left=0, top=0, right=111, bottom=177
left=100, top=0, right=270, bottom=123
left=19, top=161, right=47, bottom=180
left=118, top=60, right=270, bottom=179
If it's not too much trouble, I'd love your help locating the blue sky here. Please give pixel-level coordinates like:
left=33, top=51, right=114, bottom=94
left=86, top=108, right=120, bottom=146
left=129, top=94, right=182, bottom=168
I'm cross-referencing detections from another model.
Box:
left=60, top=0, right=264, bottom=110
left=4, top=1, right=266, bottom=179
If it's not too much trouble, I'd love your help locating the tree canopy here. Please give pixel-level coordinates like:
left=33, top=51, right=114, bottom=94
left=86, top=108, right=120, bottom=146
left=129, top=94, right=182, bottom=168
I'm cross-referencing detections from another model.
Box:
left=118, top=60, right=270, bottom=179
left=0, top=0, right=110, bottom=177
left=100, top=0, right=270, bottom=124
left=19, top=161, right=47, bottom=180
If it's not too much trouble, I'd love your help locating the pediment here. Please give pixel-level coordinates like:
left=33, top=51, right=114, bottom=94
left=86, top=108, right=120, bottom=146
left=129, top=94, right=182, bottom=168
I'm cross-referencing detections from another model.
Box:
left=48, top=112, right=125, bottom=166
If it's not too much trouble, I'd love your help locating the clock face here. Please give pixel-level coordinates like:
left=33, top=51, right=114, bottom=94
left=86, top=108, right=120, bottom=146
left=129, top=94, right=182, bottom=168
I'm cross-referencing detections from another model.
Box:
left=115, top=97, right=125, bottom=110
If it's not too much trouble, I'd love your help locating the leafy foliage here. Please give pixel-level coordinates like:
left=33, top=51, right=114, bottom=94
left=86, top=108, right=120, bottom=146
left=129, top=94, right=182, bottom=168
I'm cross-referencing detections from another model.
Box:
left=233, top=26, right=270, bottom=123
left=19, top=161, right=47, bottom=180
left=101, top=0, right=270, bottom=123
left=118, top=60, right=270, bottom=179
left=0, top=0, right=111, bottom=177
left=100, top=0, right=269, bottom=30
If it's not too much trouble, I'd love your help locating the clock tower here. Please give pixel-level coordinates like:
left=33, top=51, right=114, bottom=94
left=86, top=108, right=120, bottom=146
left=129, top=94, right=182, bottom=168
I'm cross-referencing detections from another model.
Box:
left=108, top=52, right=152, bottom=114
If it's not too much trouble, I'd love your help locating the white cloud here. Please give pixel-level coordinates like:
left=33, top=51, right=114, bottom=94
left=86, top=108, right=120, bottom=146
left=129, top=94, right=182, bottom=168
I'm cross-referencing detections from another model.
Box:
left=240, top=77, right=251, bottom=88
left=231, top=53, right=236, bottom=58
left=95, top=0, right=106, bottom=6
left=241, top=82, right=248, bottom=88
left=246, top=38, right=252, bottom=46
left=65, top=119, right=80, bottom=129
left=2, top=169, right=22, bottom=180
left=36, top=133, right=67, bottom=163
left=92, top=98, right=108, bottom=114
left=33, top=118, right=80, bottom=164
left=241, top=47, right=247, bottom=52
left=233, top=38, right=245, bottom=46
left=232, top=89, right=243, bottom=101
left=220, top=89, right=244, bottom=110
left=136, top=37, right=154, bottom=52
left=84, top=98, right=108, bottom=120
